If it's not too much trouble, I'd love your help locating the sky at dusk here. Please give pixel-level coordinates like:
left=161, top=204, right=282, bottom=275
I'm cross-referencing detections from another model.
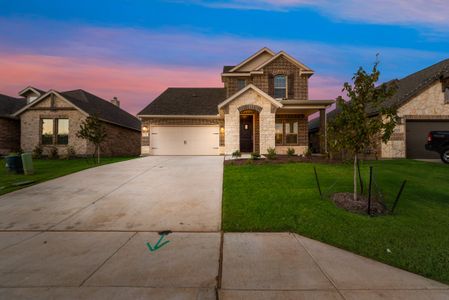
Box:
left=1, top=0, right=449, bottom=114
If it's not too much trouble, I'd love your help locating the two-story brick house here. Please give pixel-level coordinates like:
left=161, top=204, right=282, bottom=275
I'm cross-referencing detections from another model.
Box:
left=138, top=48, right=334, bottom=156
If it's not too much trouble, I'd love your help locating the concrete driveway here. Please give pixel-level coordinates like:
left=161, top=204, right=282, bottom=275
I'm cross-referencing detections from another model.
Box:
left=1, top=156, right=447, bottom=299
left=0, top=156, right=223, bottom=232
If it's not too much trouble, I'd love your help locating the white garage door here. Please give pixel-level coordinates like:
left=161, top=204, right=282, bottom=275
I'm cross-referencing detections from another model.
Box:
left=151, top=126, right=220, bottom=155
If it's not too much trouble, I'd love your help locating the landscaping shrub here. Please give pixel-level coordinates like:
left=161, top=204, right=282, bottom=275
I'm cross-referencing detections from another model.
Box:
left=32, top=145, right=43, bottom=159
left=304, top=147, right=312, bottom=158
left=287, top=147, right=296, bottom=156
left=48, top=146, right=59, bottom=159
left=67, top=146, right=76, bottom=159
left=266, top=147, right=277, bottom=160
left=231, top=150, right=241, bottom=158
left=250, top=152, right=260, bottom=160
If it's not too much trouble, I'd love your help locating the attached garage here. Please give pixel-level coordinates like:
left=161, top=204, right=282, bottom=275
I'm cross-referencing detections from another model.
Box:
left=151, top=126, right=219, bottom=155
left=406, top=120, right=449, bottom=158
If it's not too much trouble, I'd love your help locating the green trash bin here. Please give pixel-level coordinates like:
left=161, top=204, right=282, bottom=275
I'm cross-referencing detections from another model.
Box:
left=5, top=155, right=23, bottom=174
left=21, top=153, right=34, bottom=175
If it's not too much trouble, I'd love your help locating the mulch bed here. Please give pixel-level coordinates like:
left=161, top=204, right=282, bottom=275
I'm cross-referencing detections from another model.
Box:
left=224, top=155, right=341, bottom=165
left=331, top=192, right=387, bottom=216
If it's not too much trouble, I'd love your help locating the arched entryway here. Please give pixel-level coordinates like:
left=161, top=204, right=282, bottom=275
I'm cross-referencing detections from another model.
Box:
left=238, top=105, right=262, bottom=153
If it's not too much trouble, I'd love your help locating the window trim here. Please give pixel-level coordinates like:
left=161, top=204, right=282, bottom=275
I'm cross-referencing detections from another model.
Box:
left=40, top=118, right=69, bottom=146
left=274, top=74, right=288, bottom=99
left=41, top=118, right=55, bottom=145
left=275, top=119, right=300, bottom=146
left=236, top=79, right=246, bottom=91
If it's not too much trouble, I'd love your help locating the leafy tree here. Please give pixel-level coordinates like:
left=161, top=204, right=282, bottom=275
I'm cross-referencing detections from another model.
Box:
left=76, top=115, right=107, bottom=164
left=328, top=60, right=398, bottom=201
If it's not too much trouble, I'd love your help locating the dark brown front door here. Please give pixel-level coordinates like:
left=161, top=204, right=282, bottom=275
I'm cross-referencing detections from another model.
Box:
left=240, top=115, right=253, bottom=153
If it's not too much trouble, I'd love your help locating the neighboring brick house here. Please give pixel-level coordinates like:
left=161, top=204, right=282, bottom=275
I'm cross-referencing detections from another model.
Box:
left=0, top=94, right=27, bottom=155
left=309, top=58, right=449, bottom=159
left=138, top=48, right=334, bottom=155
left=10, top=87, right=141, bottom=157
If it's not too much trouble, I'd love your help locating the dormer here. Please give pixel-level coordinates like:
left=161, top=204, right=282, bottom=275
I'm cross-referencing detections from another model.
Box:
left=221, top=48, right=314, bottom=100
left=18, top=86, right=45, bottom=104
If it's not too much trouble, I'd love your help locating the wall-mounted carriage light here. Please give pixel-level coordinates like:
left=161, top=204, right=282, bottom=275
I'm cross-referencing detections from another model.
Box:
left=142, top=126, right=149, bottom=133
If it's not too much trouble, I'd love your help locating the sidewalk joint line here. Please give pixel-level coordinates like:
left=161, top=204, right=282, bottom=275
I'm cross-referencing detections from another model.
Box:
left=78, top=231, right=137, bottom=287
left=292, top=233, right=347, bottom=300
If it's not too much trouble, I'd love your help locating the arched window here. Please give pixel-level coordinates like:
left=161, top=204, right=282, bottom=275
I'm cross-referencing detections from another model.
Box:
left=274, top=75, right=287, bottom=99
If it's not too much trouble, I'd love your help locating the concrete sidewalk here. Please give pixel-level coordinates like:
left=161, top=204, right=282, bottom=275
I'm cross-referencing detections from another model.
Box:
left=220, top=233, right=449, bottom=300
left=1, top=232, right=447, bottom=299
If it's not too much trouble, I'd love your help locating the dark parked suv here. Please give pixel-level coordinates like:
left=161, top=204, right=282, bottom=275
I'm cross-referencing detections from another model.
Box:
left=425, top=131, right=449, bottom=163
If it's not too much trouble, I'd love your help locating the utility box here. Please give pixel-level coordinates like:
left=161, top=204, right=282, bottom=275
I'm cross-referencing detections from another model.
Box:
left=21, top=153, right=34, bottom=175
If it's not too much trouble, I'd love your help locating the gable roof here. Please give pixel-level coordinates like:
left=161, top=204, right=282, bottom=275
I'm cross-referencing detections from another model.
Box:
left=14, top=89, right=140, bottom=131
left=380, top=58, right=449, bottom=110
left=18, top=86, right=46, bottom=97
left=309, top=58, right=449, bottom=131
left=228, top=47, right=275, bottom=73
left=60, top=90, right=141, bottom=131
left=0, top=94, right=27, bottom=118
left=218, top=84, right=283, bottom=110
left=138, top=88, right=226, bottom=116
left=254, top=51, right=314, bottom=73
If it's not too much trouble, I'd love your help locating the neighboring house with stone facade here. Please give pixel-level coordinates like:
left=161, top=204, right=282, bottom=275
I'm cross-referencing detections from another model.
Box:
left=0, top=94, right=27, bottom=155
left=138, top=48, right=334, bottom=155
left=309, top=58, right=449, bottom=159
left=9, top=87, right=141, bottom=157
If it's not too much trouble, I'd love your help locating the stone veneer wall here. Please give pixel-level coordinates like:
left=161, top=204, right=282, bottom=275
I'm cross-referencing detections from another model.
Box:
left=224, top=89, right=276, bottom=155
left=382, top=81, right=449, bottom=158
left=224, top=56, right=309, bottom=100
left=0, top=117, right=21, bottom=155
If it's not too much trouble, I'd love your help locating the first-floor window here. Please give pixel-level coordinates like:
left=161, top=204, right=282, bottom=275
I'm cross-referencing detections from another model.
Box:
left=41, top=119, right=54, bottom=145
left=275, top=122, right=283, bottom=145
left=445, top=88, right=449, bottom=104
left=275, top=119, right=299, bottom=145
left=285, top=121, right=298, bottom=144
left=57, top=119, right=69, bottom=145
left=40, top=118, right=69, bottom=145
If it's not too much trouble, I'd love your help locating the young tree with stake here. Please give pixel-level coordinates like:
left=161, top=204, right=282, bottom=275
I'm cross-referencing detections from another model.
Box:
left=77, top=115, right=107, bottom=164
left=328, top=60, right=398, bottom=201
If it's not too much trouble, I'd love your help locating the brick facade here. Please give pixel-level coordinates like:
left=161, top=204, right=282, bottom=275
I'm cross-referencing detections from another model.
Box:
left=0, top=117, right=21, bottom=155
left=20, top=94, right=140, bottom=157
left=224, top=56, right=309, bottom=100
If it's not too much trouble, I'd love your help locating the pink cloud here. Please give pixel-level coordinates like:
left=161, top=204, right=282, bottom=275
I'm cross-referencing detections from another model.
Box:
left=0, top=53, right=222, bottom=115
left=309, top=75, right=343, bottom=100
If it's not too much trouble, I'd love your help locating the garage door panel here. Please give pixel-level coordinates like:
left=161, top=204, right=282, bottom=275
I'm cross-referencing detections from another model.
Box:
left=151, top=126, right=219, bottom=155
left=406, top=121, right=449, bottom=159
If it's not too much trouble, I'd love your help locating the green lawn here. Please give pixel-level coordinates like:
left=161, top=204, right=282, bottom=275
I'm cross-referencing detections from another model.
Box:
left=0, top=156, right=137, bottom=196
left=223, top=159, right=449, bottom=284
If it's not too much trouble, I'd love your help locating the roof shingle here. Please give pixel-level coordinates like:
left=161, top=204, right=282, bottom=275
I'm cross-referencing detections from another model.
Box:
left=60, top=90, right=141, bottom=131
left=0, top=94, right=27, bottom=118
left=138, top=88, right=226, bottom=116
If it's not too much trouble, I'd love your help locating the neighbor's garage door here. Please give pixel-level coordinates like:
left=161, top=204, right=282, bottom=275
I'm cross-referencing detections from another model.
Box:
left=406, top=120, right=449, bottom=158
left=151, top=126, right=219, bottom=155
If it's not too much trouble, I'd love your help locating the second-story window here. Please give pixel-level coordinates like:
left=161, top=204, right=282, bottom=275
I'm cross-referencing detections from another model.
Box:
left=274, top=75, right=287, bottom=99
left=237, top=79, right=246, bottom=91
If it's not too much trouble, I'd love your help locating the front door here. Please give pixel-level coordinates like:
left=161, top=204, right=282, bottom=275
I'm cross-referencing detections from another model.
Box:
left=240, top=115, right=253, bottom=152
